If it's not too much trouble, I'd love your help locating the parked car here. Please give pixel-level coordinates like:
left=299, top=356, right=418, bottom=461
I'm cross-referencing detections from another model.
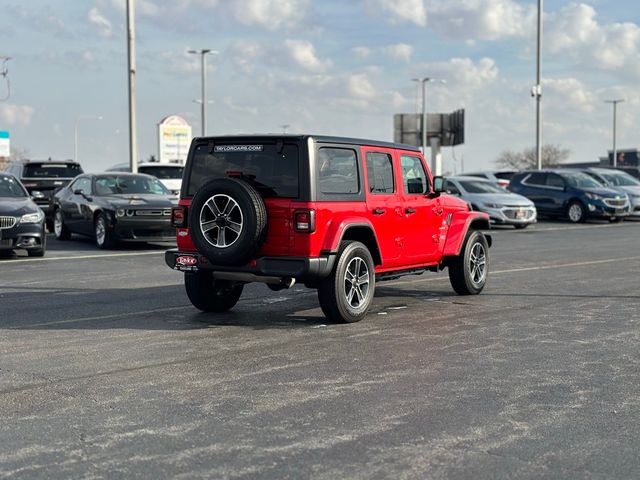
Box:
left=165, top=134, right=492, bottom=323
left=107, top=162, right=184, bottom=195
left=4, top=159, right=83, bottom=231
left=0, top=173, right=46, bottom=257
left=52, top=173, right=178, bottom=249
left=463, top=171, right=516, bottom=189
left=445, top=176, right=536, bottom=229
left=582, top=167, right=640, bottom=218
left=508, top=169, right=630, bottom=223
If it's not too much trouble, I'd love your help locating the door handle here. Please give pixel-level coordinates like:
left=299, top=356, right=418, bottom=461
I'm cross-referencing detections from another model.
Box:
left=405, top=207, right=416, bottom=215
left=372, top=208, right=386, bottom=215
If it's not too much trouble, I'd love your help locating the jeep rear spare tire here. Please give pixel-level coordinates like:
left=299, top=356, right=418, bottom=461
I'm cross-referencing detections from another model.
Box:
left=189, top=178, right=267, bottom=266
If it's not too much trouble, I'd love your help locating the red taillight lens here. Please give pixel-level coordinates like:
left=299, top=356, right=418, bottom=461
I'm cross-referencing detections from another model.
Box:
left=294, top=209, right=315, bottom=233
left=172, top=206, right=187, bottom=227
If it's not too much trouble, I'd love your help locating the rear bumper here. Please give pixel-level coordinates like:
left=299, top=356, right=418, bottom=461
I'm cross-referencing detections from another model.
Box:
left=164, top=249, right=336, bottom=285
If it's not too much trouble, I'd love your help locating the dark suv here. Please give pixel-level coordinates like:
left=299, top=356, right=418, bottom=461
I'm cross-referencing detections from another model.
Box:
left=508, top=169, right=630, bottom=223
left=4, top=159, right=84, bottom=231
left=165, top=135, right=492, bottom=323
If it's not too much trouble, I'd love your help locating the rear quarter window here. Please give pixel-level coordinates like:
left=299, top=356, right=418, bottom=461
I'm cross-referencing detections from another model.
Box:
left=318, top=147, right=359, bottom=194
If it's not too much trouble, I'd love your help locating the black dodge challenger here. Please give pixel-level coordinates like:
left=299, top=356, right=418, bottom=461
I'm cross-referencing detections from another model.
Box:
left=0, top=173, right=46, bottom=257
left=52, top=173, right=178, bottom=249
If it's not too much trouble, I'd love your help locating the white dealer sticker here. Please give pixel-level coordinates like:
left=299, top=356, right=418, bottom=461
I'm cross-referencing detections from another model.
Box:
left=214, top=145, right=263, bottom=153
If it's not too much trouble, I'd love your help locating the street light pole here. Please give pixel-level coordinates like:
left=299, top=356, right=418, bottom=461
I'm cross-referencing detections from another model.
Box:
left=188, top=49, right=218, bottom=136
left=605, top=99, right=624, bottom=167
left=74, top=116, right=103, bottom=163
left=126, top=0, right=138, bottom=173
left=412, top=77, right=446, bottom=174
left=534, top=0, right=543, bottom=170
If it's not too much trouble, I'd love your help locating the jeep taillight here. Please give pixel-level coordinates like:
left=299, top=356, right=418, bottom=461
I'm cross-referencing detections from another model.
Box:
left=172, top=206, right=187, bottom=227
left=294, top=209, right=315, bottom=233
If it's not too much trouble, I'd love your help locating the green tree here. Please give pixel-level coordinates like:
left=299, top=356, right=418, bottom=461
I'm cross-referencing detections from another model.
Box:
left=495, top=144, right=570, bottom=170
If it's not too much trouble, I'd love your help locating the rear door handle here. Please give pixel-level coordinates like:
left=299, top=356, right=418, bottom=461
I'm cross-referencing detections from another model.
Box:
left=405, top=208, right=416, bottom=215
left=372, top=208, right=386, bottom=215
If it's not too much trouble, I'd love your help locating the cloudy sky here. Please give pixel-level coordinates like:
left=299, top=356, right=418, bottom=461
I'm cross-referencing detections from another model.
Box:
left=0, top=0, right=638, bottom=173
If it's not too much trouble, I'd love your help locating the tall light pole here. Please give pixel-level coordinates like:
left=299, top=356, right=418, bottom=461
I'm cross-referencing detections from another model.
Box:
left=281, top=124, right=290, bottom=134
left=74, top=116, right=103, bottom=163
left=605, top=99, right=624, bottom=168
left=411, top=77, right=446, bottom=155
left=188, top=49, right=218, bottom=136
left=126, top=0, right=138, bottom=173
left=534, top=0, right=543, bottom=170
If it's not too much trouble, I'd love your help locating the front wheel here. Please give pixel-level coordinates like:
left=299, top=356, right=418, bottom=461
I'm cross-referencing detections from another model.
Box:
left=184, top=271, right=244, bottom=312
left=54, top=209, right=71, bottom=240
left=448, top=230, right=489, bottom=295
left=567, top=201, right=587, bottom=223
left=318, top=241, right=375, bottom=323
left=95, top=213, right=116, bottom=249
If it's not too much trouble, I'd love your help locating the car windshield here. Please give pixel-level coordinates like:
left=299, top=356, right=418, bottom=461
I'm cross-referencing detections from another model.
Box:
left=23, top=163, right=82, bottom=178
left=599, top=171, right=640, bottom=187
left=138, top=165, right=184, bottom=180
left=94, top=175, right=171, bottom=196
left=562, top=172, right=603, bottom=189
left=0, top=176, right=27, bottom=197
left=458, top=180, right=505, bottom=194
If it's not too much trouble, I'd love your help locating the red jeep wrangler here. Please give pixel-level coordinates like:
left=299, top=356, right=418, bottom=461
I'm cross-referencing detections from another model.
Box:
left=166, top=135, right=491, bottom=323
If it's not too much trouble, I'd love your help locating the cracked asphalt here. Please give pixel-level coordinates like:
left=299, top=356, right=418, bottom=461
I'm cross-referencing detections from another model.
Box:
left=1, top=220, right=639, bottom=479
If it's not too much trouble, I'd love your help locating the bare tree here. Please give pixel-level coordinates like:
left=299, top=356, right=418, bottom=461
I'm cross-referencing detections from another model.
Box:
left=495, top=144, right=570, bottom=170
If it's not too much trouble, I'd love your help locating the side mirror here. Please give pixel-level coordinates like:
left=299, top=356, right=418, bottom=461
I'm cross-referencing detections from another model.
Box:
left=73, top=189, right=84, bottom=195
left=433, top=176, right=446, bottom=194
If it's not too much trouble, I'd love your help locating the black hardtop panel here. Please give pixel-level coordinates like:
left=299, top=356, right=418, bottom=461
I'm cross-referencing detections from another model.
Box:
left=191, top=134, right=421, bottom=153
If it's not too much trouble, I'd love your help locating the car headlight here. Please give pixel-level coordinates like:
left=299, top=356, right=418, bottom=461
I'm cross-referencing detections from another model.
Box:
left=483, top=202, right=500, bottom=209
left=585, top=192, right=603, bottom=201
left=20, top=211, right=44, bottom=224
left=116, top=209, right=126, bottom=217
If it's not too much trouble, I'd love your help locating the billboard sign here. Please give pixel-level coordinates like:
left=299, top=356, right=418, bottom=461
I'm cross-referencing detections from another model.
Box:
left=158, top=116, right=192, bottom=164
left=393, top=109, right=464, bottom=147
left=0, top=131, right=9, bottom=157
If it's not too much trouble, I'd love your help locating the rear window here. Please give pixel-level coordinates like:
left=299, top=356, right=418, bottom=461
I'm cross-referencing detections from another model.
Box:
left=139, top=165, right=184, bottom=179
left=23, top=163, right=83, bottom=178
left=187, top=143, right=299, bottom=198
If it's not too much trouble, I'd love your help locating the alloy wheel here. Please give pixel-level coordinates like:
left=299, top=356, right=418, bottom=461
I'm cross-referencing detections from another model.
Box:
left=199, top=194, right=244, bottom=248
left=469, top=242, right=487, bottom=287
left=343, top=256, right=370, bottom=309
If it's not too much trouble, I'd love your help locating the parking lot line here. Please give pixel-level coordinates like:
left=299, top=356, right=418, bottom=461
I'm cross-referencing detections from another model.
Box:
left=1, top=250, right=165, bottom=263
left=390, top=255, right=640, bottom=286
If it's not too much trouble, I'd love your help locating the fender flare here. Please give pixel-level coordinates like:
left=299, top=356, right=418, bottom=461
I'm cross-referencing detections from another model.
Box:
left=442, top=211, right=491, bottom=257
left=320, top=217, right=382, bottom=265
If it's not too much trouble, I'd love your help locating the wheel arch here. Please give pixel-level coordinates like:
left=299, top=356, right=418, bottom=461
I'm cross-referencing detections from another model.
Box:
left=442, top=212, right=491, bottom=257
left=333, top=223, right=382, bottom=266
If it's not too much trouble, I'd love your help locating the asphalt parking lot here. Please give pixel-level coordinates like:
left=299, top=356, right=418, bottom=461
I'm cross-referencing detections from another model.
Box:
left=1, top=220, right=640, bottom=479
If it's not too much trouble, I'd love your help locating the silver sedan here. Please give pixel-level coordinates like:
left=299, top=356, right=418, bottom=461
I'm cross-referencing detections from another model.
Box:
left=445, top=176, right=537, bottom=229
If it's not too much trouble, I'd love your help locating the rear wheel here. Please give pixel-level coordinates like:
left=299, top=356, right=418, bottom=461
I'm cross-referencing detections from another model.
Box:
left=184, top=271, right=244, bottom=312
left=448, top=230, right=489, bottom=295
left=318, top=241, right=375, bottom=323
left=53, top=209, right=71, bottom=240
left=567, top=201, right=587, bottom=223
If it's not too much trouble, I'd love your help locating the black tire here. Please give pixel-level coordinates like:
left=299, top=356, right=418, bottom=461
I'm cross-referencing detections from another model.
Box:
left=53, top=209, right=71, bottom=240
left=448, top=230, right=489, bottom=295
left=94, top=213, right=116, bottom=249
left=27, top=232, right=46, bottom=257
left=189, top=178, right=267, bottom=266
left=318, top=241, right=375, bottom=323
left=514, top=224, right=528, bottom=230
left=185, top=271, right=244, bottom=312
left=566, top=201, right=587, bottom=223
left=609, top=217, right=622, bottom=223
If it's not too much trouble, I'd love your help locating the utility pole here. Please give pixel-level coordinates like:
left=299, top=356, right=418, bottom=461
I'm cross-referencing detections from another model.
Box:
left=412, top=77, right=445, bottom=174
left=126, top=0, right=138, bottom=173
left=605, top=99, right=624, bottom=168
left=534, top=0, right=543, bottom=170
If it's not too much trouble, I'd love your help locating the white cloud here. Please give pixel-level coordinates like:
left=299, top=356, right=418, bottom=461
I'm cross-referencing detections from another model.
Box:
left=228, top=41, right=266, bottom=75
left=427, top=0, right=534, bottom=40
left=285, top=40, right=332, bottom=73
left=418, top=57, right=498, bottom=91
left=546, top=4, right=640, bottom=77
left=231, top=0, right=309, bottom=31
left=543, top=77, right=595, bottom=113
left=88, top=7, right=113, bottom=37
left=364, top=0, right=427, bottom=27
left=382, top=44, right=413, bottom=62
left=347, top=74, right=376, bottom=99
left=0, top=104, right=35, bottom=126
left=352, top=47, right=372, bottom=58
